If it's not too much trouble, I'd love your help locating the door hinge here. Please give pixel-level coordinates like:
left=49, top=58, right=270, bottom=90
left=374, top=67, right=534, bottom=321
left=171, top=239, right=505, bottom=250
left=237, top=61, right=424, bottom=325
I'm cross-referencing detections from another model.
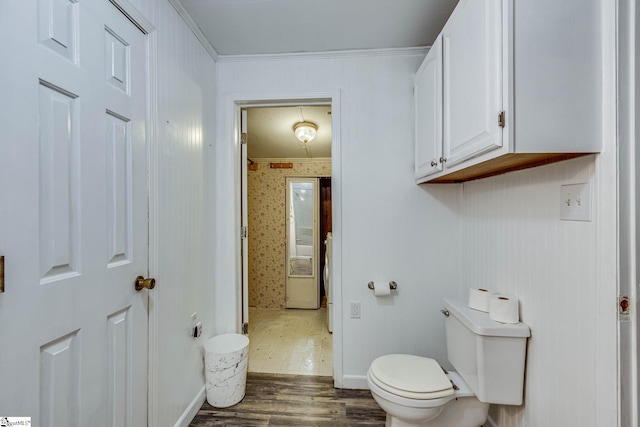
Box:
left=242, top=322, right=249, bottom=335
left=619, top=295, right=631, bottom=318
left=241, top=132, right=248, bottom=145
left=498, top=111, right=506, bottom=128
left=241, top=226, right=248, bottom=239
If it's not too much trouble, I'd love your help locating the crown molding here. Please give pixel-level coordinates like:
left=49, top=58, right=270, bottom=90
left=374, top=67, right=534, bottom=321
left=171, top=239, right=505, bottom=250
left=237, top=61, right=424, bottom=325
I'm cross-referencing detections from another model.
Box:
left=217, top=46, right=429, bottom=63
left=249, top=157, right=332, bottom=164
left=168, top=0, right=219, bottom=61
left=166, top=1, right=430, bottom=64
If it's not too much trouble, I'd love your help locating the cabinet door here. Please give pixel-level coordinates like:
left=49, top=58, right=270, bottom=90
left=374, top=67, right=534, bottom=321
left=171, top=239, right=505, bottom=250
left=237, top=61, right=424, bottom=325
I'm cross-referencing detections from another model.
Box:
left=414, top=36, right=443, bottom=181
left=442, top=0, right=503, bottom=167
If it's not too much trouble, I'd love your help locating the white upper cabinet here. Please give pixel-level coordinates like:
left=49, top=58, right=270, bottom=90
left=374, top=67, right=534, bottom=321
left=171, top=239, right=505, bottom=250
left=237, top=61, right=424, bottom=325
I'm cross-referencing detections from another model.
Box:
left=415, top=0, right=602, bottom=184
left=414, top=35, right=443, bottom=180
left=442, top=0, right=502, bottom=168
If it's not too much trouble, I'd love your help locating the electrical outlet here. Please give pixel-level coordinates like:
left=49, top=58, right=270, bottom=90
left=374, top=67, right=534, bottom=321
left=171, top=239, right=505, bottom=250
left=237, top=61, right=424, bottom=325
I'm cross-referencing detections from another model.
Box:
left=350, top=302, right=361, bottom=319
left=193, top=321, right=203, bottom=338
left=560, top=183, right=592, bottom=221
left=190, top=312, right=198, bottom=337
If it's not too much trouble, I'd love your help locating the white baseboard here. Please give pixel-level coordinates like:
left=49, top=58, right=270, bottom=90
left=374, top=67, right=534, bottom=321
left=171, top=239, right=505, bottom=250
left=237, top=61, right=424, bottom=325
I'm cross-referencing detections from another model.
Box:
left=340, top=374, right=369, bottom=390
left=174, top=385, right=206, bottom=427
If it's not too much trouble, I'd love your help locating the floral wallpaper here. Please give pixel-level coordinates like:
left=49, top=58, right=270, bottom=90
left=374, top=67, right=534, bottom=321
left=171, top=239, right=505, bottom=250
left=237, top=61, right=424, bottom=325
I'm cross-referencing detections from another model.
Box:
left=247, top=161, right=331, bottom=308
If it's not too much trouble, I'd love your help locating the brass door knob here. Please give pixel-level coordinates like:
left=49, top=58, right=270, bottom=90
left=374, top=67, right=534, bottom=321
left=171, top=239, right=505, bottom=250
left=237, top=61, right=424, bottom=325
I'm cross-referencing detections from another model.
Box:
left=135, top=275, right=156, bottom=291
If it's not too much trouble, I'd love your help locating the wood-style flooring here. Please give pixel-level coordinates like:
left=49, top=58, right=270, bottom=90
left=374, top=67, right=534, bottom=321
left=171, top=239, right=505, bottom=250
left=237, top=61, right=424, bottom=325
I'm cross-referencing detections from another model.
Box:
left=189, top=373, right=386, bottom=426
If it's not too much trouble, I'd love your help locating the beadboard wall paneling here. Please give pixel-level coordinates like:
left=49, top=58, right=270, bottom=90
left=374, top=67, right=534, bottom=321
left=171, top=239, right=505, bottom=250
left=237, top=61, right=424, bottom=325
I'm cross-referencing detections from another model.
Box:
left=460, top=156, right=609, bottom=426
left=217, top=53, right=464, bottom=384
left=247, top=161, right=331, bottom=308
left=135, top=1, right=217, bottom=426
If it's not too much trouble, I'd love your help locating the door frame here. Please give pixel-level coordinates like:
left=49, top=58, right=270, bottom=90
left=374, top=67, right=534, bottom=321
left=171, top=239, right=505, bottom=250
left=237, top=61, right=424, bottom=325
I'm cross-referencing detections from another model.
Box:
left=220, top=90, right=343, bottom=387
left=103, top=0, right=161, bottom=425
left=618, top=0, right=639, bottom=424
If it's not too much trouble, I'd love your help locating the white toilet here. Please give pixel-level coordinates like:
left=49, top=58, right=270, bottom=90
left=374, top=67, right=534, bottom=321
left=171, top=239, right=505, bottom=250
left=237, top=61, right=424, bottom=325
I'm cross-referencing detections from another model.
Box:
left=367, top=298, right=530, bottom=427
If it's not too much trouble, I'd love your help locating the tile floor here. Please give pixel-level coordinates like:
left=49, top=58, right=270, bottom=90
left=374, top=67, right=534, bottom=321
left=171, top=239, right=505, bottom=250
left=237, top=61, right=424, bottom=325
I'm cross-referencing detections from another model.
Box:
left=247, top=307, right=333, bottom=376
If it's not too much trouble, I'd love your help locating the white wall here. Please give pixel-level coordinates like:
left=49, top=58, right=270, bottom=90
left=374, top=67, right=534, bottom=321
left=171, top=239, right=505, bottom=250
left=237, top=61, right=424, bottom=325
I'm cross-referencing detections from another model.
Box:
left=133, top=1, right=217, bottom=425
left=216, top=52, right=464, bottom=387
left=141, top=5, right=619, bottom=427
left=215, top=47, right=618, bottom=426
left=460, top=156, right=617, bottom=426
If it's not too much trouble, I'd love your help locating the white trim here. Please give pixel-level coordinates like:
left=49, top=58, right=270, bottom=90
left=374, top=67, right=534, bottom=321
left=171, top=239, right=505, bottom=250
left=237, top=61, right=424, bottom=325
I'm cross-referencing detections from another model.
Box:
left=218, top=46, right=428, bottom=63
left=598, top=0, right=623, bottom=425
left=617, top=0, right=638, bottom=425
left=168, top=0, right=220, bottom=61
left=341, top=375, right=369, bottom=390
left=108, top=0, right=155, bottom=33
left=173, top=386, right=206, bottom=427
left=241, top=99, right=331, bottom=108
left=250, top=157, right=332, bottom=164
left=218, top=90, right=343, bottom=387
left=146, top=29, right=161, bottom=427
left=108, top=1, right=159, bottom=426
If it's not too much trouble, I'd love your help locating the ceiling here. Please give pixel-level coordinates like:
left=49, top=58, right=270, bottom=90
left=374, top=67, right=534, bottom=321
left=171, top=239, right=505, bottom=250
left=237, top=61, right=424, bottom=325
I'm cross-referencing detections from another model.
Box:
left=178, top=0, right=458, bottom=56
left=177, top=0, right=459, bottom=159
left=246, top=106, right=332, bottom=160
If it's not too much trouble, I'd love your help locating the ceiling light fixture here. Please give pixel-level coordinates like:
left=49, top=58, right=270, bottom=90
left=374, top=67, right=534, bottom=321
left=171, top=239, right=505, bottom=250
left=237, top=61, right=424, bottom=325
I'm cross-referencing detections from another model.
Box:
left=293, top=121, right=318, bottom=143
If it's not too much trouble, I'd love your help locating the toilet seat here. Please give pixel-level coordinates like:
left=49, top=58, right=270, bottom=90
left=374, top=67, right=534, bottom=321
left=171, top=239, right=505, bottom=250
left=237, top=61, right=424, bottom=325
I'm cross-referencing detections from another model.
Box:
left=369, top=354, right=454, bottom=400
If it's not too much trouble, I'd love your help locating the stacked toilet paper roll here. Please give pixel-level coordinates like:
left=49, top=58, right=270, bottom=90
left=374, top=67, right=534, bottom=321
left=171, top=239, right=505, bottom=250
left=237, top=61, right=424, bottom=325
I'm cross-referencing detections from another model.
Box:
left=488, top=295, right=520, bottom=324
left=468, top=288, right=497, bottom=312
left=468, top=288, right=520, bottom=323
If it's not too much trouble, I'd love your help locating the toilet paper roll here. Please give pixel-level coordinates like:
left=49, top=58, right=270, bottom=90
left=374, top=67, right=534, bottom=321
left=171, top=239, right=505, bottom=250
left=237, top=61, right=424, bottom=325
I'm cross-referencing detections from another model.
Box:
left=373, top=282, right=391, bottom=297
left=489, top=295, right=520, bottom=324
left=468, top=288, right=497, bottom=312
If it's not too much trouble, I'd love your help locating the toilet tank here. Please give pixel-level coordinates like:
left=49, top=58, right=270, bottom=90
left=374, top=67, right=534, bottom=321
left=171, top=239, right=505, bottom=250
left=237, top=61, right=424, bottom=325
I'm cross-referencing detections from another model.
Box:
left=442, top=298, right=530, bottom=405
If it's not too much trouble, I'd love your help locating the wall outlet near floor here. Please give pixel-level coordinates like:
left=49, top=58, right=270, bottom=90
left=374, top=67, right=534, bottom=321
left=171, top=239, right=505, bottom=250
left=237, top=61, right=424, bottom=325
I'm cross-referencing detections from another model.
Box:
left=190, top=312, right=198, bottom=337
left=193, top=321, right=203, bottom=338
left=560, top=183, right=592, bottom=221
left=350, top=302, right=361, bottom=319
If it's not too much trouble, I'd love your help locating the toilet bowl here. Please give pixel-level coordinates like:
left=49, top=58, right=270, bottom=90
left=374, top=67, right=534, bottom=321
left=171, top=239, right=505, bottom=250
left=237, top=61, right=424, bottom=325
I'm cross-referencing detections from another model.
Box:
left=367, top=298, right=530, bottom=427
left=367, top=354, right=488, bottom=427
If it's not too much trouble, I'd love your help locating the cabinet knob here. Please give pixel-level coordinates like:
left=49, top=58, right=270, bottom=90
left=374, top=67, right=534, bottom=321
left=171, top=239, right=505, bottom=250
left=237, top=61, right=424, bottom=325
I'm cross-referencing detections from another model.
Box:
left=430, top=160, right=438, bottom=167
left=439, top=157, right=447, bottom=163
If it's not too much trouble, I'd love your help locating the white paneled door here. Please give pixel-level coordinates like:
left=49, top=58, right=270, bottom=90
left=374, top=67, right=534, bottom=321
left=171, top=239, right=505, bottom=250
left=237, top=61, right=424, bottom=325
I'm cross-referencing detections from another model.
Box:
left=0, top=1, right=149, bottom=426
left=285, top=177, right=320, bottom=309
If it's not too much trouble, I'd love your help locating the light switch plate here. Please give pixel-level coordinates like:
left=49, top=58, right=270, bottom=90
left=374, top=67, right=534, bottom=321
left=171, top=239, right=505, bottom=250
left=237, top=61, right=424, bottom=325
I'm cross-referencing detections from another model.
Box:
left=560, top=183, right=592, bottom=221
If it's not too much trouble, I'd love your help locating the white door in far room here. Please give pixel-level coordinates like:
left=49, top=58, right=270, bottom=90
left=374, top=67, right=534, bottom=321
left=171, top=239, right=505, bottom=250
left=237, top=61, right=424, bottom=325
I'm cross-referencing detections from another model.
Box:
left=0, top=1, right=150, bottom=425
left=286, top=177, right=320, bottom=309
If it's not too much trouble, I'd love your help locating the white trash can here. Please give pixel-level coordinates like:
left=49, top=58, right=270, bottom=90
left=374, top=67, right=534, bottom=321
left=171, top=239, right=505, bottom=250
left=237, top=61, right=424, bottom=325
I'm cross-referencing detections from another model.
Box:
left=204, top=333, right=250, bottom=408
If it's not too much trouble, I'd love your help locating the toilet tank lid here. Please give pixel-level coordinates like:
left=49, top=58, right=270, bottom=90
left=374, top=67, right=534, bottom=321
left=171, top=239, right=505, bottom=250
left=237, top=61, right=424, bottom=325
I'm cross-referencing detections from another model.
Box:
left=443, top=298, right=531, bottom=338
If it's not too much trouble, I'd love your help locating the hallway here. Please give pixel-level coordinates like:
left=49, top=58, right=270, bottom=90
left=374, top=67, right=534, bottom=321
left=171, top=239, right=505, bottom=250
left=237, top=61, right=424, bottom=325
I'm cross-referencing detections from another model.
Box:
left=247, top=308, right=332, bottom=376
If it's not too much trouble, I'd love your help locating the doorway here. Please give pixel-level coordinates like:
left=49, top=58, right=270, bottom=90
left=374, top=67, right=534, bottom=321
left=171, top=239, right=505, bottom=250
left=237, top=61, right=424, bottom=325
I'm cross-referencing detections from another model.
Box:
left=241, top=105, right=333, bottom=376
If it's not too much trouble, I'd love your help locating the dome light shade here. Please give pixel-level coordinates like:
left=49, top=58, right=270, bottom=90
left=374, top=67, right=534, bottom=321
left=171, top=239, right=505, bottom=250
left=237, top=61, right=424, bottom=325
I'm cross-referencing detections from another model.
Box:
left=293, top=121, right=318, bottom=143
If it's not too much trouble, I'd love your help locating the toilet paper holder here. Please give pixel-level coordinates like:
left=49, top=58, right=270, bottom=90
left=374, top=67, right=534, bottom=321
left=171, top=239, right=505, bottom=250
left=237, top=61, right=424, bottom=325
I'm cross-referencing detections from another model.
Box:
left=367, top=281, right=398, bottom=290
